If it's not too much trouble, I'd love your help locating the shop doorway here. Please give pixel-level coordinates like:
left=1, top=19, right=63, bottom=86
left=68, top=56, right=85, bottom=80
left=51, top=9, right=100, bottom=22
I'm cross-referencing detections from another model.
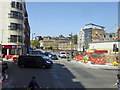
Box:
left=2, top=48, right=7, bottom=57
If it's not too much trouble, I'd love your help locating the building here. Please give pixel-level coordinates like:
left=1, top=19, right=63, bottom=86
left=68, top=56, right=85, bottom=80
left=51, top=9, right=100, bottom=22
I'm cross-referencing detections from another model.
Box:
left=77, top=23, right=105, bottom=51
left=88, top=41, right=120, bottom=54
left=24, top=7, right=30, bottom=54
left=58, top=41, right=78, bottom=51
left=0, top=0, right=30, bottom=55
left=118, top=28, right=120, bottom=40
left=83, top=23, right=105, bottom=48
left=77, top=29, right=85, bottom=51
left=99, top=33, right=115, bottom=42
left=43, top=36, right=72, bottom=50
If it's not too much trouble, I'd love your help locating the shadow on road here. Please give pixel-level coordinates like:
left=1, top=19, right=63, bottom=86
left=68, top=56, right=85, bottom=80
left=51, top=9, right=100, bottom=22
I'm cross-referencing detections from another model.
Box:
left=2, top=62, right=87, bottom=90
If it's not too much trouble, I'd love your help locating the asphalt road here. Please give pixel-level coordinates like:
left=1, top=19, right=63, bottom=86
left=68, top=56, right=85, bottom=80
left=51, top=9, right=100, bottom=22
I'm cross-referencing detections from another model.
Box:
left=2, top=58, right=118, bottom=89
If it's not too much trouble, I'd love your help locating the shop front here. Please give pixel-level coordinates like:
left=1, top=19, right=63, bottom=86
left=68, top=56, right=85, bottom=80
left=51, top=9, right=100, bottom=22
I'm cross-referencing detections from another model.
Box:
left=2, top=45, right=22, bottom=55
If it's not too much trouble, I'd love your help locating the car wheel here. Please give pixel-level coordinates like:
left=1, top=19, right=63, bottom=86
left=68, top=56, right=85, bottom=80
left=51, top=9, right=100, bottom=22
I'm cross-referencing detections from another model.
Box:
left=42, top=64, right=46, bottom=69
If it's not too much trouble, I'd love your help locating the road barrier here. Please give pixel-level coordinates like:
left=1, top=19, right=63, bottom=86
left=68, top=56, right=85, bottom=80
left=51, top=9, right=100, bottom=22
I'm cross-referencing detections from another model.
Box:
left=74, top=55, right=106, bottom=65
left=5, top=55, right=19, bottom=60
left=90, top=58, right=106, bottom=65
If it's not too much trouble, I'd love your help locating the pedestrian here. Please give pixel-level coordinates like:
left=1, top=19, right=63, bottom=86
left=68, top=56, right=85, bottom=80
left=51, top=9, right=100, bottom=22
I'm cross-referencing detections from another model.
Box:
left=28, top=76, right=39, bottom=90
left=113, top=74, right=120, bottom=90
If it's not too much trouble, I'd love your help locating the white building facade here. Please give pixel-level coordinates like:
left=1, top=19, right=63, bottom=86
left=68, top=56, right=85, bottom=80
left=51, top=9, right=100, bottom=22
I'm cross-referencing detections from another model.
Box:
left=77, top=29, right=85, bottom=51
left=0, top=0, right=26, bottom=55
left=89, top=41, right=120, bottom=54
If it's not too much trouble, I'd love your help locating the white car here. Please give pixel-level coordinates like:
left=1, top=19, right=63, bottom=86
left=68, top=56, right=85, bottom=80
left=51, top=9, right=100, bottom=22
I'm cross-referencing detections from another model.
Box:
left=59, top=52, right=67, bottom=58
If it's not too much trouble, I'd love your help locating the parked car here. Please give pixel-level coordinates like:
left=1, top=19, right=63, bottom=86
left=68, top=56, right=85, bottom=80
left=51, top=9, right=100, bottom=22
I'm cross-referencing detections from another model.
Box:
left=44, top=52, right=51, bottom=56
left=18, top=55, right=53, bottom=68
left=50, top=54, right=58, bottom=60
left=58, top=52, right=67, bottom=58
left=48, top=53, right=53, bottom=58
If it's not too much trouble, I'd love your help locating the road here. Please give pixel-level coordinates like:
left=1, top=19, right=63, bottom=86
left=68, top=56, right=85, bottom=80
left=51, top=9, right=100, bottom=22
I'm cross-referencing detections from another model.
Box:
left=2, top=58, right=118, bottom=89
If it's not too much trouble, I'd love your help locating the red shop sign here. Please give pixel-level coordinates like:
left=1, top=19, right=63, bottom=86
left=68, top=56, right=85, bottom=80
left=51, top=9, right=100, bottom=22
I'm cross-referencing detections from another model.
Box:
left=2, top=45, right=22, bottom=49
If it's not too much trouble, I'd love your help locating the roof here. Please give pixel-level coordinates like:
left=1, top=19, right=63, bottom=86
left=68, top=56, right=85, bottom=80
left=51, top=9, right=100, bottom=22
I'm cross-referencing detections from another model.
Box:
left=85, top=23, right=105, bottom=28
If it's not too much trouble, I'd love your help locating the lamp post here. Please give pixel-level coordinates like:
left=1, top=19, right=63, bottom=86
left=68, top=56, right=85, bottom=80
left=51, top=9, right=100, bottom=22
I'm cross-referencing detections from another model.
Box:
left=69, top=33, right=73, bottom=60
left=114, top=24, right=117, bottom=61
left=79, top=30, right=84, bottom=55
left=16, top=29, right=19, bottom=55
left=32, top=32, right=35, bottom=54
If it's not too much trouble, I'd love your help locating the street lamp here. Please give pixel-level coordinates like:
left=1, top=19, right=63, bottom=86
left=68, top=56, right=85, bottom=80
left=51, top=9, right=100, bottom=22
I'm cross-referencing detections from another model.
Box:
left=69, top=33, right=73, bottom=60
left=16, top=29, right=19, bottom=55
left=32, top=32, right=35, bottom=54
left=114, top=24, right=117, bottom=61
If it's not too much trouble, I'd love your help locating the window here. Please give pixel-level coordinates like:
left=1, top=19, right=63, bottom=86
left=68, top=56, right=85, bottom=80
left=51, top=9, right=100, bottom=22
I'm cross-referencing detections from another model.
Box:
left=11, top=1, right=15, bottom=8
left=10, top=23, right=16, bottom=30
left=10, top=11, right=23, bottom=20
left=10, top=23, right=23, bottom=30
left=10, top=35, right=22, bottom=43
left=109, top=35, right=112, bottom=38
left=10, top=11, right=14, bottom=18
left=16, top=2, right=20, bottom=9
left=19, top=36, right=22, bottom=43
left=20, top=4, right=22, bottom=10
left=17, top=24, right=20, bottom=30
left=10, top=35, right=17, bottom=42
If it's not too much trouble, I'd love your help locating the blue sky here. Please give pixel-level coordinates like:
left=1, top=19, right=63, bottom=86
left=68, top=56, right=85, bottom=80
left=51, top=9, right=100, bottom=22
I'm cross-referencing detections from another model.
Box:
left=26, top=2, right=118, bottom=38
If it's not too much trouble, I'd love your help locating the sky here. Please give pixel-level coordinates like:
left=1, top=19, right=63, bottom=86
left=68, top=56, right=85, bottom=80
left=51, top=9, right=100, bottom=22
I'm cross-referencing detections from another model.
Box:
left=26, top=2, right=118, bottom=39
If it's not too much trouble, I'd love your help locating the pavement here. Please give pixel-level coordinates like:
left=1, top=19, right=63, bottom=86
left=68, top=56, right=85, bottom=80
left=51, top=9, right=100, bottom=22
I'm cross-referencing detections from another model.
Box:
left=71, top=59, right=119, bottom=71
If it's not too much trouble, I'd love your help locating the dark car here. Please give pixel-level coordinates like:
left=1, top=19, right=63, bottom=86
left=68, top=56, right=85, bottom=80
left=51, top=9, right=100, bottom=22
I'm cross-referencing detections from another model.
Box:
left=50, top=55, right=58, bottom=60
left=48, top=53, right=53, bottom=58
left=44, top=52, right=51, bottom=56
left=18, top=55, right=53, bottom=68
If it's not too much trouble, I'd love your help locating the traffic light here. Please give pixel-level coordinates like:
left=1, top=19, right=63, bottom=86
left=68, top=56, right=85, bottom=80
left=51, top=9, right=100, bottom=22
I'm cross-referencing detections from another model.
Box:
left=113, top=44, right=119, bottom=52
left=83, top=46, right=85, bottom=52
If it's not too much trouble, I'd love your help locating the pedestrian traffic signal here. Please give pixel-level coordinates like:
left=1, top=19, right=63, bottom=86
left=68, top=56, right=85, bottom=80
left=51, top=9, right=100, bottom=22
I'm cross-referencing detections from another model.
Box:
left=83, top=46, right=85, bottom=52
left=113, top=44, right=119, bottom=52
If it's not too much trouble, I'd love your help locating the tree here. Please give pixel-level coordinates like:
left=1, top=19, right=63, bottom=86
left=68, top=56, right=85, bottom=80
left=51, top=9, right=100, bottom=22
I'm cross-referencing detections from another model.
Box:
left=72, top=34, right=78, bottom=44
left=31, top=39, right=40, bottom=48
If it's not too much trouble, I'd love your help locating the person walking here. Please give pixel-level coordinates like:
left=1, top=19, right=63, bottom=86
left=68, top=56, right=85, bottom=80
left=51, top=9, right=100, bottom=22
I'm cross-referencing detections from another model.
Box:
left=28, top=76, right=39, bottom=90
left=113, top=74, right=120, bottom=90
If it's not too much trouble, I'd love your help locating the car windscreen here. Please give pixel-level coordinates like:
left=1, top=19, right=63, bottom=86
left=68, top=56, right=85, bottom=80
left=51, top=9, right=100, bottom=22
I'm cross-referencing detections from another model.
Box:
left=42, top=56, right=49, bottom=59
left=52, top=55, right=57, bottom=57
left=61, top=52, right=66, bottom=54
